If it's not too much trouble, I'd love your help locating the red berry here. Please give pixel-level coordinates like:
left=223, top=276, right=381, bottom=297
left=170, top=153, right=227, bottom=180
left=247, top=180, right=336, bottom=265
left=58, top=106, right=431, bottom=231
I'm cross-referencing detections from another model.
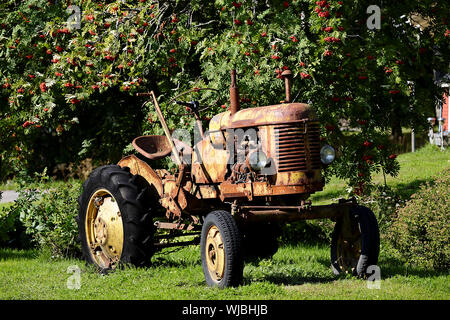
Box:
left=40, top=83, right=47, bottom=92
left=22, top=121, right=32, bottom=128
left=232, top=1, right=242, bottom=8
left=300, top=72, right=311, bottom=79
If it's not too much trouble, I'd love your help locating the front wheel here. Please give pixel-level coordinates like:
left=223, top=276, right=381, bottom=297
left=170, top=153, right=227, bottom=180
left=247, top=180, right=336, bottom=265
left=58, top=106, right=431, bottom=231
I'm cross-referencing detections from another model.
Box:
left=330, top=205, right=380, bottom=277
left=200, top=210, right=244, bottom=288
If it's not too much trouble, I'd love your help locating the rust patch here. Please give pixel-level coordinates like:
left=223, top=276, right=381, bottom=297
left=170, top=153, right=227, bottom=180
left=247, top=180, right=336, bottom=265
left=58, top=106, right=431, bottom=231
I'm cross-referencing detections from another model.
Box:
left=117, top=155, right=163, bottom=197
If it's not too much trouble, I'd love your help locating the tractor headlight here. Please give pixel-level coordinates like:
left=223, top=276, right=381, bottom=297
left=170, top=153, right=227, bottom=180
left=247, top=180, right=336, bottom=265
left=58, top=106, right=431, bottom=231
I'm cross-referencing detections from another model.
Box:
left=320, top=145, right=335, bottom=165
left=248, top=150, right=268, bottom=171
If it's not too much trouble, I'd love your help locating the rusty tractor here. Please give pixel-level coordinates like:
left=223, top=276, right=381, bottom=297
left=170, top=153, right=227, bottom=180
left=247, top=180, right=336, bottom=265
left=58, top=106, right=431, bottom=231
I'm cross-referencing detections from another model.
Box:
left=77, top=69, right=380, bottom=288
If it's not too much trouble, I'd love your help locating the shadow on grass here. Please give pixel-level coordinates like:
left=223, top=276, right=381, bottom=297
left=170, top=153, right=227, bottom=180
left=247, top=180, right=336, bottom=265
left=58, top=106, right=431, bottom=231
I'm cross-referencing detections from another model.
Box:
left=391, top=178, right=436, bottom=200
left=246, top=271, right=337, bottom=286
left=150, top=256, right=201, bottom=268
left=243, top=252, right=340, bottom=286
left=0, top=248, right=38, bottom=260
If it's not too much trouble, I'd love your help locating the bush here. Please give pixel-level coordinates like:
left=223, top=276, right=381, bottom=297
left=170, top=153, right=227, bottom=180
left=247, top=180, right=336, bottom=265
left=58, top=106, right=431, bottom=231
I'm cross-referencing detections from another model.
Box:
left=359, top=184, right=407, bottom=233
left=7, top=170, right=82, bottom=258
left=0, top=203, right=32, bottom=249
left=386, top=168, right=450, bottom=270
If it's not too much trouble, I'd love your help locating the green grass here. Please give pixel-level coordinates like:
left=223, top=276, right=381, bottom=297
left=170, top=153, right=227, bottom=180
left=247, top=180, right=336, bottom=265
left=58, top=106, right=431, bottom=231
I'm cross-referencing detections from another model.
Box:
left=311, top=144, right=450, bottom=205
left=0, top=245, right=448, bottom=300
left=0, top=203, right=13, bottom=210
left=0, top=177, right=80, bottom=192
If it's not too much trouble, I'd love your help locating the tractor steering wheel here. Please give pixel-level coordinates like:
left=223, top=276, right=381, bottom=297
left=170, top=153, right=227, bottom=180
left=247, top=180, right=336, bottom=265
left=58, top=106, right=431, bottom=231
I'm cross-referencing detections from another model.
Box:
left=167, top=87, right=221, bottom=117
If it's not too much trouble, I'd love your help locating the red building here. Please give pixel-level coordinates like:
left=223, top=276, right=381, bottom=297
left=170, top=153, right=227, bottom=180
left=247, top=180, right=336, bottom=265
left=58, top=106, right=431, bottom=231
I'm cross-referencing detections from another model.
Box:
left=442, top=86, right=449, bottom=132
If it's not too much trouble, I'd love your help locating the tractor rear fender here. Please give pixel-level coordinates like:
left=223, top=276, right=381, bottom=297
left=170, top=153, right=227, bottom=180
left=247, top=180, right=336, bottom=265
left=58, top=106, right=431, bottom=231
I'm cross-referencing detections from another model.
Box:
left=117, top=155, right=164, bottom=197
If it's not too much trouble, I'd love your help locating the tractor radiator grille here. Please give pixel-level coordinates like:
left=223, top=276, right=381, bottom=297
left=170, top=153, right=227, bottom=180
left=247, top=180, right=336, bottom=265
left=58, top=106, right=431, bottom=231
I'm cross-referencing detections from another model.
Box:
left=274, top=121, right=322, bottom=172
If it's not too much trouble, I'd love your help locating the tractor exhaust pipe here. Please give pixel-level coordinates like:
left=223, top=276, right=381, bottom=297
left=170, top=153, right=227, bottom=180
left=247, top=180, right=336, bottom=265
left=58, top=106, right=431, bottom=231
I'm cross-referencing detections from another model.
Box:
left=230, top=69, right=240, bottom=116
left=281, top=69, right=293, bottom=103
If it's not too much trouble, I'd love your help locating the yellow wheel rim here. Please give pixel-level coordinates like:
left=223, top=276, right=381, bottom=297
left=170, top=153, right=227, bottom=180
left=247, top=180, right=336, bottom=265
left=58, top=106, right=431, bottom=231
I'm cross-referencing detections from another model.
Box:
left=85, top=189, right=124, bottom=269
left=205, top=226, right=225, bottom=282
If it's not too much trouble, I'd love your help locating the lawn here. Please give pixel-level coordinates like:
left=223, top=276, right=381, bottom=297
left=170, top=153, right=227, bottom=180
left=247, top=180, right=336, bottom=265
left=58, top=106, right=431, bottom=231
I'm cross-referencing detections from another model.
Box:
left=310, top=144, right=450, bottom=204
left=0, top=245, right=448, bottom=300
left=0, top=144, right=449, bottom=300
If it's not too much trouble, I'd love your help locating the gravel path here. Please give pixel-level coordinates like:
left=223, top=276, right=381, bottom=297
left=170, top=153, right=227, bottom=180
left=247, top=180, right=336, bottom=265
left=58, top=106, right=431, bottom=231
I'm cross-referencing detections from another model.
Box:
left=0, top=190, right=19, bottom=203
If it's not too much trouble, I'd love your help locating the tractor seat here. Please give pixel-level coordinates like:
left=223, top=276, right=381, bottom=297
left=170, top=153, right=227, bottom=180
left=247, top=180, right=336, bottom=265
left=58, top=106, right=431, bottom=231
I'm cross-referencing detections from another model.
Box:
left=132, top=135, right=192, bottom=161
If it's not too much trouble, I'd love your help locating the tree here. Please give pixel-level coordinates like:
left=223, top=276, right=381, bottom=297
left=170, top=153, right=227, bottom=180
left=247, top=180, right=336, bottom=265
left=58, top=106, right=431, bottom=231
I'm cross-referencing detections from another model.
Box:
left=1, top=0, right=449, bottom=194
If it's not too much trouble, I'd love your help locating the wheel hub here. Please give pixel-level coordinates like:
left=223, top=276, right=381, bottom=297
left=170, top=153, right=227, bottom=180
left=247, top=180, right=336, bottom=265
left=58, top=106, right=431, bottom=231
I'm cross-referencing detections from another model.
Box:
left=94, top=217, right=108, bottom=245
left=205, top=226, right=225, bottom=281
left=86, top=189, right=124, bottom=269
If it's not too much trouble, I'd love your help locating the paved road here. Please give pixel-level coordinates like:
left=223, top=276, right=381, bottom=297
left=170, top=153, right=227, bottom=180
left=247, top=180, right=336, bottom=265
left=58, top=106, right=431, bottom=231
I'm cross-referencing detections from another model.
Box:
left=0, top=190, right=19, bottom=203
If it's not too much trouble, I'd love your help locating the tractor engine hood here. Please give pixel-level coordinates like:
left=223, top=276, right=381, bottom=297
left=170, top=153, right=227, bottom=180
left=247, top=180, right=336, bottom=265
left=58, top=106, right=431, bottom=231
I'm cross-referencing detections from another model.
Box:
left=209, top=103, right=316, bottom=131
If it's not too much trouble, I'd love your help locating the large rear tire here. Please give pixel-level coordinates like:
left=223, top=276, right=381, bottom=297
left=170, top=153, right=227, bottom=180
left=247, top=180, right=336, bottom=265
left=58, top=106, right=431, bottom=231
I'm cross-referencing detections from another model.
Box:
left=200, top=210, right=244, bottom=288
left=330, top=205, right=380, bottom=277
left=77, top=165, right=154, bottom=271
